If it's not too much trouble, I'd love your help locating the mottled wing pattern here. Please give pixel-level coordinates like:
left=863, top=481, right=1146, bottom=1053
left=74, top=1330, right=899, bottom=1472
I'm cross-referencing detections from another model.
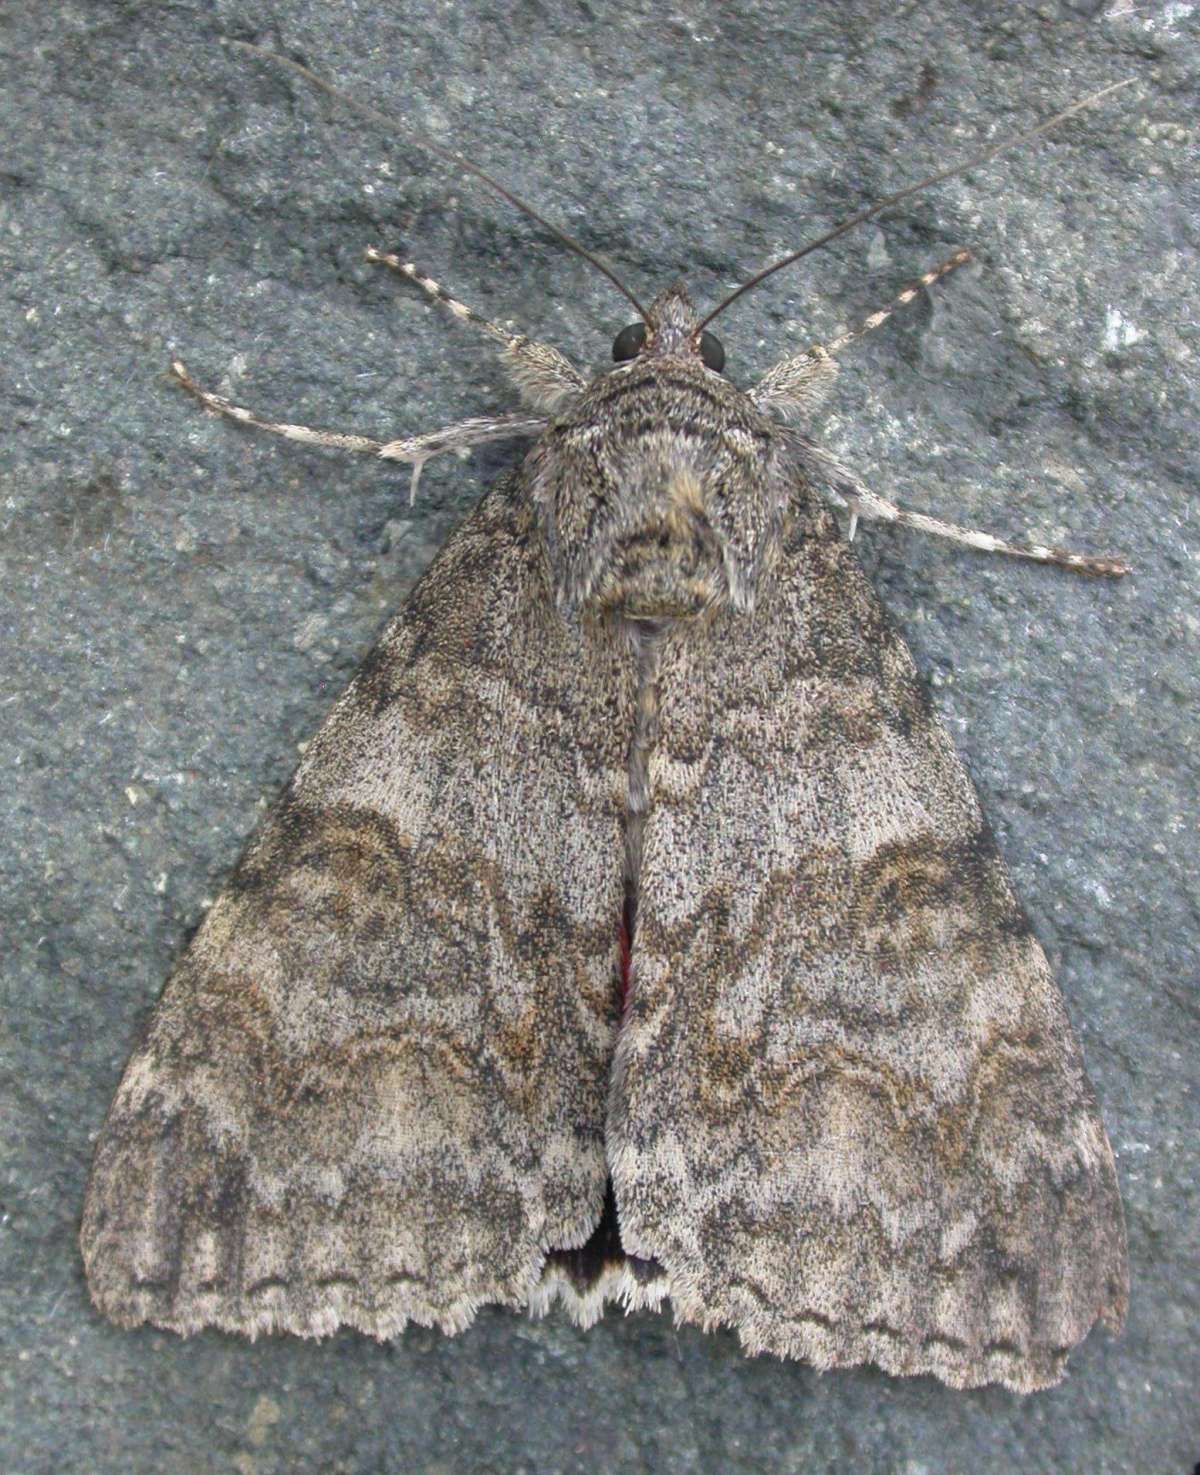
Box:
left=612, top=490, right=1127, bottom=1391
left=82, top=475, right=635, bottom=1339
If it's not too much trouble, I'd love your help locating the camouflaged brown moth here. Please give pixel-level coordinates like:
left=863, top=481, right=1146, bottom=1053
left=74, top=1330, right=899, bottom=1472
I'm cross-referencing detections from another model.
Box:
left=81, top=53, right=1131, bottom=1391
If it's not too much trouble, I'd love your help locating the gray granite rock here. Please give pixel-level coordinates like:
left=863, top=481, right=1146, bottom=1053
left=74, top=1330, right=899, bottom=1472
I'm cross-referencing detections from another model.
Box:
left=2, top=1, right=1196, bottom=1471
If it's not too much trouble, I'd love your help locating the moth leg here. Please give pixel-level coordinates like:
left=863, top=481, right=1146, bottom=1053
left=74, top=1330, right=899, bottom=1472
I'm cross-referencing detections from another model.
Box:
left=171, top=360, right=546, bottom=503
left=788, top=431, right=1130, bottom=576
left=750, top=250, right=972, bottom=420
left=747, top=344, right=840, bottom=421
left=374, top=414, right=548, bottom=503
left=365, top=248, right=587, bottom=414
left=823, top=248, right=973, bottom=357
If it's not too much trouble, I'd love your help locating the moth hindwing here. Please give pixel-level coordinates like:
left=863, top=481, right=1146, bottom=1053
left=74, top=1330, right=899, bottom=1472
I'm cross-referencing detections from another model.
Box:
left=82, top=73, right=1129, bottom=1392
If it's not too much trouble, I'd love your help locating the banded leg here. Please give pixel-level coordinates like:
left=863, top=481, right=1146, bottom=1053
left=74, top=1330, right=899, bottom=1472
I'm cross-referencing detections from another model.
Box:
left=823, top=248, right=973, bottom=357
left=787, top=430, right=1130, bottom=577
left=366, top=249, right=586, bottom=413
left=751, top=249, right=973, bottom=419
left=171, top=361, right=546, bottom=502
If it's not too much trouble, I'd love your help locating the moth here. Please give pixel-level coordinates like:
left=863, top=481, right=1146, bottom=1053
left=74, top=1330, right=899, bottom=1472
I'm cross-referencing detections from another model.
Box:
left=81, top=56, right=1131, bottom=1392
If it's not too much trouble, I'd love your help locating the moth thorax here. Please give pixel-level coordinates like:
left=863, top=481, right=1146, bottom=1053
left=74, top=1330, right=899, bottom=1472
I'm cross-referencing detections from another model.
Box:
left=591, top=467, right=730, bottom=620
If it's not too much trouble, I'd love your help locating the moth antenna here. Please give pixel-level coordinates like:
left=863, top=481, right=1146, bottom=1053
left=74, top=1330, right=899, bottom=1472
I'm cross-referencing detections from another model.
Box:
left=224, top=38, right=651, bottom=322
left=698, top=79, right=1134, bottom=331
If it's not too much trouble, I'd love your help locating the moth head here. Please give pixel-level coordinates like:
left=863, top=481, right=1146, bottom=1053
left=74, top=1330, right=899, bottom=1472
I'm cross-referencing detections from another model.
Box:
left=528, top=284, right=784, bottom=624
left=611, top=284, right=726, bottom=375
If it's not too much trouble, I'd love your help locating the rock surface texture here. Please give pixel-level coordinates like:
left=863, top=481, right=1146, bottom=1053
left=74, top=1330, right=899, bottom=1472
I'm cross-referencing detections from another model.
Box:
left=2, top=2, right=1195, bottom=1472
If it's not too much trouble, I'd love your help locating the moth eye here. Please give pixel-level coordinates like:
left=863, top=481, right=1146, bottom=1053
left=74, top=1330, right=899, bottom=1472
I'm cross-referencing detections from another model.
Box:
left=699, top=331, right=726, bottom=373
left=612, top=322, right=648, bottom=361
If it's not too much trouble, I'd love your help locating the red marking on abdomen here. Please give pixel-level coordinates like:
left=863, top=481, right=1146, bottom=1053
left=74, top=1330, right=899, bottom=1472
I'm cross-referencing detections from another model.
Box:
left=617, top=899, right=632, bottom=1015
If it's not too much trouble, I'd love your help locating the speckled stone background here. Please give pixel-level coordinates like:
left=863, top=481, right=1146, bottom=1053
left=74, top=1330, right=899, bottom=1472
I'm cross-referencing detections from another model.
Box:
left=2, top=1, right=1196, bottom=1472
